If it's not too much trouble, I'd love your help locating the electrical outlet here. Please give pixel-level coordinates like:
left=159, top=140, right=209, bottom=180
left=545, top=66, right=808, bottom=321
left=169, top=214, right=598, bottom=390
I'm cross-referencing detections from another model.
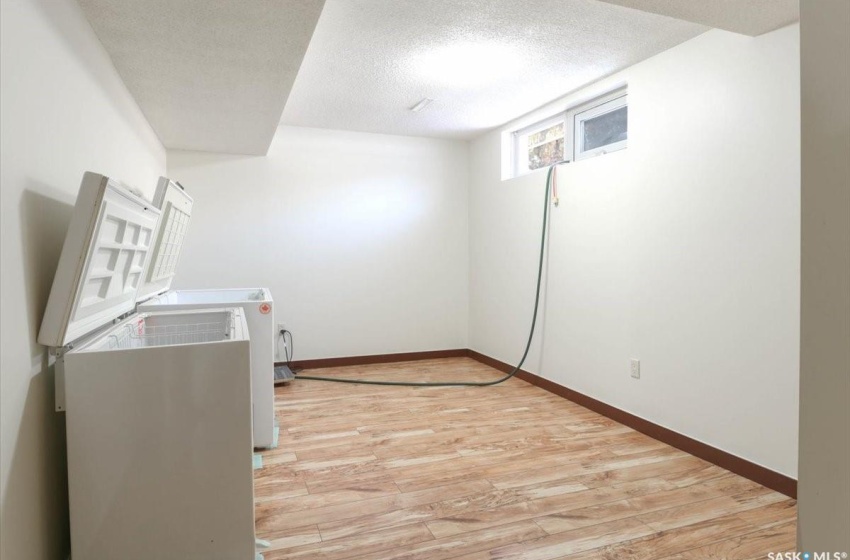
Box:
left=277, top=323, right=286, bottom=335
left=630, top=359, right=640, bottom=379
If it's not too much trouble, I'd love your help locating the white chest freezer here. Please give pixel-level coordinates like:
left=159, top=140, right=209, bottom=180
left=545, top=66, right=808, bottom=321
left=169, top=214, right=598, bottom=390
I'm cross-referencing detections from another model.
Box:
left=38, top=173, right=256, bottom=560
left=138, top=288, right=276, bottom=448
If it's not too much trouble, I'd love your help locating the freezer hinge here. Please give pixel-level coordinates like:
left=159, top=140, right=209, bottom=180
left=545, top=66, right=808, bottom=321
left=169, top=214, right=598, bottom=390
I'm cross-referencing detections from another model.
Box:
left=51, top=346, right=72, bottom=412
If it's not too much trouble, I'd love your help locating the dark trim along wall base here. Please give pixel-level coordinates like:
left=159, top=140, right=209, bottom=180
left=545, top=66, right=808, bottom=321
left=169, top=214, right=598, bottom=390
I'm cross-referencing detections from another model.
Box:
left=276, top=348, right=797, bottom=498
left=283, top=348, right=469, bottom=371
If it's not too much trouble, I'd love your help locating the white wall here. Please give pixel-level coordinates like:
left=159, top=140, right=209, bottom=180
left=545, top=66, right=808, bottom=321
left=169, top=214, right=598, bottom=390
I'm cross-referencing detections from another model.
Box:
left=469, top=26, right=800, bottom=477
left=798, top=0, right=850, bottom=549
left=0, top=0, right=166, bottom=557
left=167, top=126, right=469, bottom=360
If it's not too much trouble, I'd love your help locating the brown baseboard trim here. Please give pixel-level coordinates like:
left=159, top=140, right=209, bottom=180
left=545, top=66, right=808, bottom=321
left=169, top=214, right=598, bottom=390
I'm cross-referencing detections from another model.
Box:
left=277, top=348, right=469, bottom=371
left=467, top=350, right=797, bottom=499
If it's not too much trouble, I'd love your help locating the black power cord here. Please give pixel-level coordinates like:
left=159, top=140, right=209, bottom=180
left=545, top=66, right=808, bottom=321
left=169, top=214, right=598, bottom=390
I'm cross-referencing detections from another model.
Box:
left=296, top=161, right=567, bottom=387
left=278, top=328, right=299, bottom=372
left=283, top=329, right=294, bottom=367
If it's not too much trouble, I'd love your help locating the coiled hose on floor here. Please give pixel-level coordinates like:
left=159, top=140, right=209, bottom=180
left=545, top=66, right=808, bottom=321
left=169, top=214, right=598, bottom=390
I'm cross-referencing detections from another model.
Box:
left=296, top=161, right=567, bottom=387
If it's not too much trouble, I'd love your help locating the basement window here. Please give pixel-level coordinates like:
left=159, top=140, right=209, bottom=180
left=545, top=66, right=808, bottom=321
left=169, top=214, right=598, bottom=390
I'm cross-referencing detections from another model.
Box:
left=572, top=92, right=628, bottom=160
left=513, top=115, right=566, bottom=176
left=510, top=86, right=627, bottom=177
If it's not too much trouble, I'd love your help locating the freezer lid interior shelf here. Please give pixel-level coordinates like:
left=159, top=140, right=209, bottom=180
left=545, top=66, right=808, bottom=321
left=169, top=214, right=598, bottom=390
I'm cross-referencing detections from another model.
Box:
left=38, top=173, right=161, bottom=348
left=136, top=178, right=194, bottom=303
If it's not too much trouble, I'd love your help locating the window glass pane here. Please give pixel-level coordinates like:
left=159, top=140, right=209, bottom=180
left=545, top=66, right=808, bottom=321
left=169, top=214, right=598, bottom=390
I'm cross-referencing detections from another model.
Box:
left=527, top=122, right=564, bottom=170
left=583, top=106, right=627, bottom=152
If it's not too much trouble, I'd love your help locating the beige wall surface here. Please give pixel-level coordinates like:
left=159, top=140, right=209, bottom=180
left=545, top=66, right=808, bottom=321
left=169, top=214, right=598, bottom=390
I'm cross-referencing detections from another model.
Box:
left=0, top=1, right=165, bottom=558
left=167, top=126, right=470, bottom=360
left=798, top=0, right=850, bottom=550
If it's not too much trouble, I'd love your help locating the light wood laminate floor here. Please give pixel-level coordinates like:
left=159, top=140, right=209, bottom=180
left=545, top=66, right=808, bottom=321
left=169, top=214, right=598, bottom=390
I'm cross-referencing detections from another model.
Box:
left=255, top=358, right=796, bottom=559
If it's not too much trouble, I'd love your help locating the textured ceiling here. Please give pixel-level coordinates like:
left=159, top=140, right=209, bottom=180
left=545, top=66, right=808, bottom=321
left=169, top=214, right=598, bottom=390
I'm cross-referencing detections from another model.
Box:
left=280, top=0, right=706, bottom=139
left=598, top=0, right=799, bottom=36
left=78, top=0, right=325, bottom=155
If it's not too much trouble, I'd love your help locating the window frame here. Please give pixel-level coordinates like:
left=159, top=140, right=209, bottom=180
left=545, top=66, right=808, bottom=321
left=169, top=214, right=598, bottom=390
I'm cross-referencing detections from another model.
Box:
left=512, top=113, right=566, bottom=178
left=571, top=90, right=628, bottom=161
left=509, top=86, right=628, bottom=178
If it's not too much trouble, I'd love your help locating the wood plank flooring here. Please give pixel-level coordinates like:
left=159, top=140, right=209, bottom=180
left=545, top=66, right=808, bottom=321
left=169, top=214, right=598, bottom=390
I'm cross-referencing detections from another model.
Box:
left=255, top=358, right=796, bottom=559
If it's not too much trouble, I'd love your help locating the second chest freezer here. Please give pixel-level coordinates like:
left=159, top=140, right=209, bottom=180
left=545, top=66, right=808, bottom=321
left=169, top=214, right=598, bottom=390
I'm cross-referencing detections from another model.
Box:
left=109, top=176, right=276, bottom=448
left=38, top=173, right=256, bottom=559
left=138, top=287, right=275, bottom=447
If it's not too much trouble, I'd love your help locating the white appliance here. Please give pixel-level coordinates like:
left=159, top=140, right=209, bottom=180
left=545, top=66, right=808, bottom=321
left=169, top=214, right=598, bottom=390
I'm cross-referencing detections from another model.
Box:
left=38, top=173, right=256, bottom=559
left=135, top=177, right=276, bottom=449
left=139, top=288, right=276, bottom=448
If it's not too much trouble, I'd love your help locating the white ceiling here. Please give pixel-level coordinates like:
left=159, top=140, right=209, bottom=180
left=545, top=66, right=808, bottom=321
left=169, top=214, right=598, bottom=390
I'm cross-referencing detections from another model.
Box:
left=280, top=0, right=707, bottom=140
left=78, top=0, right=799, bottom=151
left=598, top=0, right=799, bottom=36
left=78, top=0, right=325, bottom=155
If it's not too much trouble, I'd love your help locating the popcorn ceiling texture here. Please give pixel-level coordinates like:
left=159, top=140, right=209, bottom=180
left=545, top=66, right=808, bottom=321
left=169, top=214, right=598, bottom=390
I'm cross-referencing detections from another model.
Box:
left=599, top=0, right=799, bottom=36
left=77, top=0, right=325, bottom=155
left=76, top=0, right=799, bottom=150
left=280, top=0, right=706, bottom=140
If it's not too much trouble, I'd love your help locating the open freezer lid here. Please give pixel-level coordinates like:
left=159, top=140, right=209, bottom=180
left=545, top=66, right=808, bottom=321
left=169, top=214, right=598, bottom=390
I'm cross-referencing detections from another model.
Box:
left=136, top=177, right=194, bottom=302
left=38, top=173, right=161, bottom=348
